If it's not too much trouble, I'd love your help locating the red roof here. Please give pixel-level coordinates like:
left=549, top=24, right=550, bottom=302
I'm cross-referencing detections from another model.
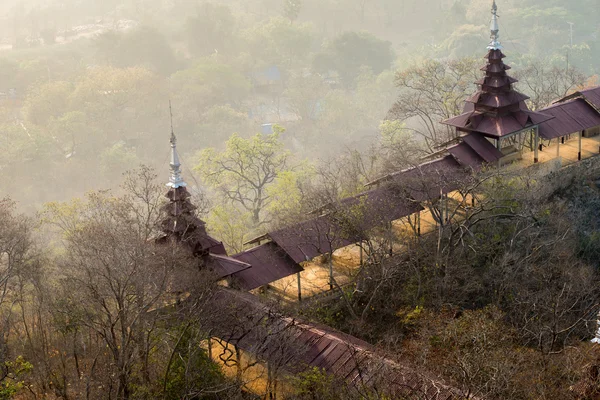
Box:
left=537, top=98, right=600, bottom=140
left=231, top=242, right=303, bottom=290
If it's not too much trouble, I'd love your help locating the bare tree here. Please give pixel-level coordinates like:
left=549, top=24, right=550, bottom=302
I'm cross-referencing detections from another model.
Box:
left=389, top=58, right=481, bottom=153
left=515, top=64, right=587, bottom=110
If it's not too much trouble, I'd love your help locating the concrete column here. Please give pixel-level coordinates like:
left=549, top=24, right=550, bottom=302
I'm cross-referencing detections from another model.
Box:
left=556, top=137, right=560, bottom=157
left=417, top=210, right=421, bottom=236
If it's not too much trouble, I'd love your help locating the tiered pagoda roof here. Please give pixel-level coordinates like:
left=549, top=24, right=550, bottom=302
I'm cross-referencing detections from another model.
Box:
left=160, top=185, right=227, bottom=257
left=442, top=1, right=553, bottom=138
left=156, top=131, right=254, bottom=280
left=157, top=130, right=303, bottom=284
left=159, top=131, right=227, bottom=257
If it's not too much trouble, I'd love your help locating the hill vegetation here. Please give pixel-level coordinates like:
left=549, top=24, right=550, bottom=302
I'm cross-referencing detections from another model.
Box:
left=1, top=0, right=600, bottom=398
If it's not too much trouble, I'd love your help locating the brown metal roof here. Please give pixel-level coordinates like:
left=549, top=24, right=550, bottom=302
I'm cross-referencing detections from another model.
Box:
left=254, top=185, right=424, bottom=266
left=206, top=254, right=251, bottom=278
left=338, top=186, right=424, bottom=230
left=537, top=98, right=600, bottom=140
left=443, top=48, right=554, bottom=139
left=160, top=186, right=228, bottom=257
left=447, top=142, right=486, bottom=169
left=579, top=86, right=600, bottom=111
left=374, top=156, right=472, bottom=202
left=231, top=242, right=303, bottom=291
left=208, top=289, right=464, bottom=399
left=466, top=90, right=529, bottom=108
left=269, top=216, right=358, bottom=264
left=461, top=132, right=503, bottom=162
left=444, top=109, right=553, bottom=138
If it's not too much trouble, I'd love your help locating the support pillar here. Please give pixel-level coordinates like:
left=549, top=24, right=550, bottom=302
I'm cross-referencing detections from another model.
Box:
left=359, top=242, right=363, bottom=267
left=388, top=222, right=394, bottom=256
left=438, top=190, right=444, bottom=227
left=534, top=126, right=539, bottom=163
left=445, top=193, right=450, bottom=223
left=297, top=272, right=302, bottom=302
left=497, top=138, right=502, bottom=168
left=579, top=130, right=583, bottom=160
left=556, top=137, right=560, bottom=157
left=417, top=210, right=421, bottom=236
left=328, top=255, right=333, bottom=291
left=530, top=130, right=534, bottom=151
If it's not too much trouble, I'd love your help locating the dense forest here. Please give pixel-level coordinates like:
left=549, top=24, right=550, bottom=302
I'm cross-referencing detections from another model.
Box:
left=1, top=0, right=600, bottom=398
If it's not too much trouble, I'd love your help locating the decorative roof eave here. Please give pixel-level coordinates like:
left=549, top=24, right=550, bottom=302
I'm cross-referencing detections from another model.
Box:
left=465, top=91, right=530, bottom=108
left=442, top=110, right=554, bottom=138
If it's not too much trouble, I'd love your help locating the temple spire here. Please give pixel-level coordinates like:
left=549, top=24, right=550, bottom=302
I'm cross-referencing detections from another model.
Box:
left=487, top=0, right=502, bottom=50
left=167, top=103, right=186, bottom=188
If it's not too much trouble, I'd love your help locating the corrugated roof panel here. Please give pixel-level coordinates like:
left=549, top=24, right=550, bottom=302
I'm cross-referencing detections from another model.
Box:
left=207, top=254, right=251, bottom=278
left=447, top=142, right=485, bottom=169
left=580, top=87, right=600, bottom=110
left=231, top=242, right=303, bottom=291
left=208, top=289, right=462, bottom=399
left=538, top=98, right=600, bottom=139
left=269, top=216, right=357, bottom=264
left=462, top=133, right=504, bottom=162
left=385, top=156, right=471, bottom=202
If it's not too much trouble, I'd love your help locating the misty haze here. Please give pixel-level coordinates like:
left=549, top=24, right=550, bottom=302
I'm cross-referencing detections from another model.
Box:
left=1, top=0, right=600, bottom=399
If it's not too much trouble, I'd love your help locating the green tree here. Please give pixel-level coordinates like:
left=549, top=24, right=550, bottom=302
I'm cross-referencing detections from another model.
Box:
left=284, top=73, right=328, bottom=121
left=205, top=203, right=253, bottom=254
left=243, top=17, right=314, bottom=68
left=195, top=127, right=292, bottom=225
left=94, top=26, right=179, bottom=75
left=283, top=0, right=303, bottom=23
left=313, top=31, right=395, bottom=87
left=0, top=356, right=32, bottom=400
left=170, top=59, right=251, bottom=123
left=23, top=80, right=73, bottom=126
left=68, top=66, right=168, bottom=152
left=184, top=3, right=237, bottom=57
